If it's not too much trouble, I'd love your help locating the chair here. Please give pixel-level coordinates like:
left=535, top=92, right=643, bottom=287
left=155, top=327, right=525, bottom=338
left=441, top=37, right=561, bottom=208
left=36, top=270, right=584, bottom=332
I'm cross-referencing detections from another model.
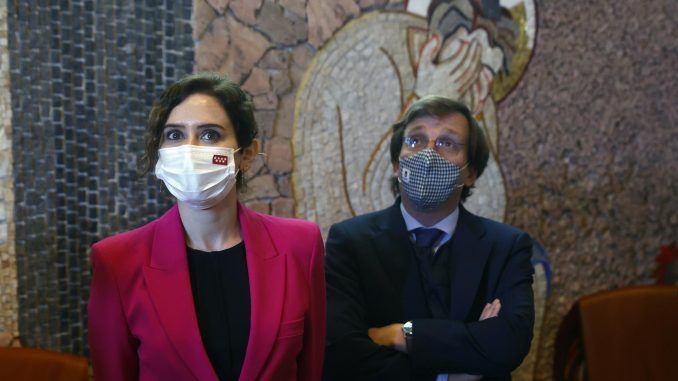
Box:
left=0, top=347, right=89, bottom=381
left=554, top=285, right=678, bottom=381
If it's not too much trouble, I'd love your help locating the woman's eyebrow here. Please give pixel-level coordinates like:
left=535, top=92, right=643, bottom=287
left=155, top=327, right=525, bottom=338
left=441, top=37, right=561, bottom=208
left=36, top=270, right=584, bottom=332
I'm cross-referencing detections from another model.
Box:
left=162, top=123, right=226, bottom=130
left=196, top=123, right=225, bottom=130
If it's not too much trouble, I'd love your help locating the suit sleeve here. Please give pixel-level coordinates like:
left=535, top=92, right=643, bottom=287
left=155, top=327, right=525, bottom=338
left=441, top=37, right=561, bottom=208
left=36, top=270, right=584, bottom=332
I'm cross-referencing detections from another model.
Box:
left=323, top=223, right=414, bottom=381
left=88, top=244, right=139, bottom=381
left=299, top=225, right=327, bottom=381
left=410, top=232, right=535, bottom=376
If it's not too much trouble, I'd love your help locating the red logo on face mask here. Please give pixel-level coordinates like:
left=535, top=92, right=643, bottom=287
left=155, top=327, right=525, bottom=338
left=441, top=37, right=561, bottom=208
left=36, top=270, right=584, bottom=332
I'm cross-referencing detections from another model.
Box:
left=212, top=155, right=229, bottom=165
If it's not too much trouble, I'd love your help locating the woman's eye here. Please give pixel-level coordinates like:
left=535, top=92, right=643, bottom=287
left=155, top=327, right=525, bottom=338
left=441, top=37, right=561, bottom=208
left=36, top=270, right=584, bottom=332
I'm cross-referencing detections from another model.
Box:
left=200, top=130, right=221, bottom=141
left=166, top=130, right=183, bottom=140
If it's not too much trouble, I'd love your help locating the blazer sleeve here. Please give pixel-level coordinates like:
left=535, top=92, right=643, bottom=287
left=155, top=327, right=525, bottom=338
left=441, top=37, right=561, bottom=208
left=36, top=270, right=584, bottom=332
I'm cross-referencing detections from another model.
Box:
left=409, top=232, right=535, bottom=376
left=88, top=244, right=139, bottom=381
left=299, top=225, right=327, bottom=381
left=324, top=223, right=414, bottom=381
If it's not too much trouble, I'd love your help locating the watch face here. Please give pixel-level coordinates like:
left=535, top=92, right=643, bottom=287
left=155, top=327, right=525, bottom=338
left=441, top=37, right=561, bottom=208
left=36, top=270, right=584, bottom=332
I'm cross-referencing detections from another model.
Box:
left=403, top=321, right=413, bottom=336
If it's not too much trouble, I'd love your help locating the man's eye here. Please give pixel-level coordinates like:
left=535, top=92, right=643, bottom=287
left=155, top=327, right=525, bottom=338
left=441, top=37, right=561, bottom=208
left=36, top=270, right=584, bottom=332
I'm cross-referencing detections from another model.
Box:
left=437, top=139, right=453, bottom=147
left=166, top=130, right=183, bottom=140
left=406, top=136, right=424, bottom=145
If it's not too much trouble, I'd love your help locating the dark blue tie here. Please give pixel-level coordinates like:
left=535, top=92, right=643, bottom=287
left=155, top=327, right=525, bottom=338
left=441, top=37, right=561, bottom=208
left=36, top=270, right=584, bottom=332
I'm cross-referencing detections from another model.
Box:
left=411, top=227, right=447, bottom=318
left=413, top=228, right=444, bottom=258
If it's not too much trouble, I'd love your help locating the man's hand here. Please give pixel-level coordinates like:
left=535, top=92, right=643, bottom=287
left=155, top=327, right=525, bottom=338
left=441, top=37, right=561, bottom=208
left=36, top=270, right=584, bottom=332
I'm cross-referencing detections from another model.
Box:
left=368, top=323, right=407, bottom=352
left=367, top=299, right=502, bottom=369
left=446, top=299, right=502, bottom=381
left=480, top=298, right=501, bottom=320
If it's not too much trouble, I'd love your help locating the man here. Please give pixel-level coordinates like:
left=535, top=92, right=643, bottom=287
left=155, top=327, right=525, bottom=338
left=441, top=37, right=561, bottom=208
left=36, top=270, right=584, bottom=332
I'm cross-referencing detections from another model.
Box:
left=324, top=96, right=534, bottom=381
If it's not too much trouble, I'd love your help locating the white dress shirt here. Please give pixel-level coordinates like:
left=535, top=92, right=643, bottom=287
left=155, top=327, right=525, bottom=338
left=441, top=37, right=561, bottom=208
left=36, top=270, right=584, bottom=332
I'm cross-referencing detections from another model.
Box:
left=400, top=202, right=459, bottom=253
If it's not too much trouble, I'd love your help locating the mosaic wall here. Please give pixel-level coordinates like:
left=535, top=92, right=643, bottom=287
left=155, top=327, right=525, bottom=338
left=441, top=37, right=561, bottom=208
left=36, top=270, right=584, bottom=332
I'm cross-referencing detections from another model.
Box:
left=0, top=0, right=17, bottom=339
left=500, top=1, right=678, bottom=379
left=6, top=0, right=194, bottom=354
left=194, top=1, right=677, bottom=380
left=194, top=0, right=404, bottom=216
left=294, top=0, right=537, bottom=230
left=0, top=1, right=674, bottom=381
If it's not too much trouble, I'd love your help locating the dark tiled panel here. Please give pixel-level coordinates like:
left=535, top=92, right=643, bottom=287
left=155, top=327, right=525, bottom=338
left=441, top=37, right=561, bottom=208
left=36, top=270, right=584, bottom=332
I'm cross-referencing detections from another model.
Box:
left=8, top=0, right=193, bottom=355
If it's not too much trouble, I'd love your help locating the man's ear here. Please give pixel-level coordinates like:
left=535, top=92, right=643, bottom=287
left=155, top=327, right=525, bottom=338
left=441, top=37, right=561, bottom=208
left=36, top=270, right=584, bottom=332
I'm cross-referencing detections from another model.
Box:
left=463, top=166, right=477, bottom=187
left=239, top=139, right=260, bottom=172
left=392, top=161, right=400, bottom=178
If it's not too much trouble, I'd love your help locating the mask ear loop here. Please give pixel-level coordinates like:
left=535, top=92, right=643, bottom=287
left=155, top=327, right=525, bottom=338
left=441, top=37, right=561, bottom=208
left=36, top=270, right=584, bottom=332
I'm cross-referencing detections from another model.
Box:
left=234, top=148, right=266, bottom=173
left=247, top=152, right=267, bottom=172
left=230, top=147, right=242, bottom=175
left=454, top=162, right=471, bottom=189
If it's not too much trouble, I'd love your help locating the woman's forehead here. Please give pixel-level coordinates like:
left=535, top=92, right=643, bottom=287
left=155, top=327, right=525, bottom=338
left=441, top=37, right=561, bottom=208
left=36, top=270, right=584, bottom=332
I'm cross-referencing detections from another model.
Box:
left=166, top=93, right=230, bottom=125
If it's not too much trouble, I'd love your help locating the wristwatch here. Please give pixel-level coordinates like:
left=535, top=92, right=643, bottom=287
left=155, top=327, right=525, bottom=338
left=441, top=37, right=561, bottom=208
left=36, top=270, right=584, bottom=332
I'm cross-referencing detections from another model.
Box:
left=402, top=321, right=413, bottom=352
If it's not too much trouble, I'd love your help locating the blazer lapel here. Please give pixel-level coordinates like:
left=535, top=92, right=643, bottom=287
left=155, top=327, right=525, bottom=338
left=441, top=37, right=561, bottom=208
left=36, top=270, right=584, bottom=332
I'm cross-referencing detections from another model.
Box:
left=142, top=205, right=218, bottom=381
left=448, top=206, right=491, bottom=321
left=373, top=202, right=416, bottom=296
left=238, top=204, right=286, bottom=381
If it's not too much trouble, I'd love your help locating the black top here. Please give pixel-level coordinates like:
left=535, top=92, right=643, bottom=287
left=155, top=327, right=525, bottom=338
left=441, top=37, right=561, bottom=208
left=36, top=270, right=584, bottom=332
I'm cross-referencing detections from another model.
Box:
left=187, top=241, right=251, bottom=381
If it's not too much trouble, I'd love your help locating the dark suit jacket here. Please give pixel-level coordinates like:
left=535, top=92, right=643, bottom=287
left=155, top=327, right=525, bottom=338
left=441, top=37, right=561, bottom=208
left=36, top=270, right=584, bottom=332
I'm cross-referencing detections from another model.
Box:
left=324, top=201, right=534, bottom=381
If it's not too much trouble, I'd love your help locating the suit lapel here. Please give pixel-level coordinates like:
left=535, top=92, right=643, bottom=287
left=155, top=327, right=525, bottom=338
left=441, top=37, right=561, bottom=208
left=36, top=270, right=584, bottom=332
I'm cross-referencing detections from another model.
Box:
left=238, top=204, right=285, bottom=381
left=448, top=206, right=491, bottom=321
left=373, top=202, right=416, bottom=296
left=143, top=205, right=218, bottom=381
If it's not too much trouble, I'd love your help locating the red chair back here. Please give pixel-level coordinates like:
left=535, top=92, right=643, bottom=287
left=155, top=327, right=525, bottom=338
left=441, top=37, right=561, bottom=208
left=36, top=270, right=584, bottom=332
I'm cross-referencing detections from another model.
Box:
left=0, top=347, right=89, bottom=381
left=555, top=285, right=678, bottom=381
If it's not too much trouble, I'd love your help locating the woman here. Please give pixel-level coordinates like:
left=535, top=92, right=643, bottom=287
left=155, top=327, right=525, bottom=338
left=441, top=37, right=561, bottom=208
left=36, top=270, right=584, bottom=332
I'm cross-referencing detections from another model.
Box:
left=88, top=73, right=325, bottom=381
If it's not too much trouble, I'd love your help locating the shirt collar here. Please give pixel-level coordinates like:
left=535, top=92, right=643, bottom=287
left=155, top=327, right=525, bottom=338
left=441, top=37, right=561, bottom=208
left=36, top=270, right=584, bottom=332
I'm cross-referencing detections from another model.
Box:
left=399, top=202, right=460, bottom=237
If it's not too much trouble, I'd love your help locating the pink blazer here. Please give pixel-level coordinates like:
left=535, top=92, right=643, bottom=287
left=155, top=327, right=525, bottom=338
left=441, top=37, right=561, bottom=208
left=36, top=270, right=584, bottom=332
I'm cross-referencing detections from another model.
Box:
left=88, top=204, right=326, bottom=381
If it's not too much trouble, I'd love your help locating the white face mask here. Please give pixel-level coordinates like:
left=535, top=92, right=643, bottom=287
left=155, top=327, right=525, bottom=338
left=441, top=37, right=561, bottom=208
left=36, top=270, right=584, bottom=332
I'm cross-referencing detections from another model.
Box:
left=154, top=145, right=240, bottom=209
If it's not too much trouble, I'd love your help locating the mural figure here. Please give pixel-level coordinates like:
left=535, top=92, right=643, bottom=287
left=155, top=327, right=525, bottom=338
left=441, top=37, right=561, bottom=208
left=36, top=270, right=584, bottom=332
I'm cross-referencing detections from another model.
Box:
left=294, top=0, right=537, bottom=233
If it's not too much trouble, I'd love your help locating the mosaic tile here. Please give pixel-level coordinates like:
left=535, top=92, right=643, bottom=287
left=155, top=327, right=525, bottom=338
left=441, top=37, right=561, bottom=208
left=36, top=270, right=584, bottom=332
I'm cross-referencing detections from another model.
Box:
left=6, top=0, right=193, bottom=354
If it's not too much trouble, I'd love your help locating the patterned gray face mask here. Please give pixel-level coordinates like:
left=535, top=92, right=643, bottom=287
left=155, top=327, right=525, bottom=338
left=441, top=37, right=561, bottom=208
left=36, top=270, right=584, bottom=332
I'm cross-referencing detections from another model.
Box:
left=399, top=148, right=468, bottom=211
